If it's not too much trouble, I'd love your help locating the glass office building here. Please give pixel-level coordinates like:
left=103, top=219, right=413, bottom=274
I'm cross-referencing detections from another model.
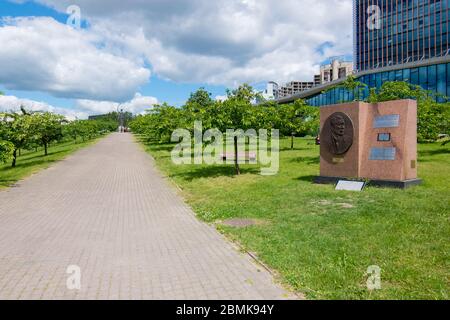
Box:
left=277, top=0, right=449, bottom=107
left=305, top=60, right=450, bottom=106
left=354, top=0, right=449, bottom=72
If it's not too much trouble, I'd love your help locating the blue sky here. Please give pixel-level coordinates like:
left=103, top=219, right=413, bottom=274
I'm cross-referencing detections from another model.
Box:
left=0, top=0, right=353, bottom=118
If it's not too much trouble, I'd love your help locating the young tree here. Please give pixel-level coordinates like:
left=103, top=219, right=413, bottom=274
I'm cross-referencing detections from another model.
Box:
left=336, top=75, right=368, bottom=101
left=294, top=100, right=320, bottom=137
left=0, top=140, right=14, bottom=163
left=183, top=88, right=215, bottom=132
left=278, top=103, right=298, bottom=150
left=0, top=110, right=34, bottom=167
left=371, top=81, right=425, bottom=102
left=370, top=81, right=450, bottom=141
left=255, top=100, right=281, bottom=132
left=0, top=113, right=14, bottom=163
left=213, top=84, right=257, bottom=175
left=149, top=103, right=186, bottom=143
left=63, top=121, right=81, bottom=142
left=276, top=99, right=319, bottom=149
left=31, top=112, right=65, bottom=156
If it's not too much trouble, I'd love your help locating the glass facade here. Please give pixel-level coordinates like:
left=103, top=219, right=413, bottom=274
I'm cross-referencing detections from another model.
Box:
left=354, top=0, right=449, bottom=72
left=305, top=61, right=450, bottom=106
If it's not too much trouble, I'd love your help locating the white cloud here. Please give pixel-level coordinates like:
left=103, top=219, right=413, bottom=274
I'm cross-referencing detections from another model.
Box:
left=0, top=94, right=87, bottom=120
left=0, top=92, right=158, bottom=120
left=215, top=95, right=228, bottom=102
left=76, top=93, right=158, bottom=115
left=0, top=16, right=150, bottom=101
left=29, top=0, right=353, bottom=85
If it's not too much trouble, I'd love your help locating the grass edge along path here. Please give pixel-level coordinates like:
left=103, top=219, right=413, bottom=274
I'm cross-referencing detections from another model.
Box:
left=137, top=135, right=450, bottom=300
left=0, top=137, right=104, bottom=189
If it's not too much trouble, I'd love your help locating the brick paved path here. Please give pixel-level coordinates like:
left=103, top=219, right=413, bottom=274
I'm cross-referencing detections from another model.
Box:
left=0, top=133, right=293, bottom=300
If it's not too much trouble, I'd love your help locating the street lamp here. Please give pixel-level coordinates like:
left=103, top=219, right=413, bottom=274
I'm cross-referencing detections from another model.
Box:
left=116, top=104, right=125, bottom=133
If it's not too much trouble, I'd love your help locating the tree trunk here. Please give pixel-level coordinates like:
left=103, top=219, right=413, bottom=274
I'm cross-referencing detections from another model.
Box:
left=11, top=149, right=17, bottom=168
left=291, top=133, right=294, bottom=150
left=18, top=149, right=21, bottom=157
left=234, top=136, right=240, bottom=175
left=44, top=142, right=48, bottom=156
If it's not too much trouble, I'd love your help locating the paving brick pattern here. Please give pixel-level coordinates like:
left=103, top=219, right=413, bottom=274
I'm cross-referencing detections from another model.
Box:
left=0, top=133, right=293, bottom=300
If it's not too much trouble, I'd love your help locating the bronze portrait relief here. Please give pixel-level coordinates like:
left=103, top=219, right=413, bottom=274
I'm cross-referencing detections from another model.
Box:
left=321, top=112, right=354, bottom=159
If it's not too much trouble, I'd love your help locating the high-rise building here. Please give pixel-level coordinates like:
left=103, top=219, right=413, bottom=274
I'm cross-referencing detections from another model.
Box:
left=278, top=0, right=449, bottom=106
left=354, top=0, right=449, bottom=72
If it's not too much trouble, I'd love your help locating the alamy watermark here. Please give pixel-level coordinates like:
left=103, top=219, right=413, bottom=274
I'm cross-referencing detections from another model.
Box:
left=66, top=5, right=81, bottom=29
left=171, top=121, right=280, bottom=176
left=366, top=265, right=382, bottom=290
left=367, top=5, right=382, bottom=30
left=66, top=265, right=81, bottom=290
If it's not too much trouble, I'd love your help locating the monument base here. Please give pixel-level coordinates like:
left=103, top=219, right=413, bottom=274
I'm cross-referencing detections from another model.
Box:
left=313, top=176, right=422, bottom=189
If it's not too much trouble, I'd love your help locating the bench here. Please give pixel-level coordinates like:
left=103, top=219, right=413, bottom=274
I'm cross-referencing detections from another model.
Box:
left=219, top=152, right=257, bottom=161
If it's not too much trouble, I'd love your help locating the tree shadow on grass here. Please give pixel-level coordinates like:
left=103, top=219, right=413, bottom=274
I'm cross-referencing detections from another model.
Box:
left=280, top=147, right=308, bottom=152
left=19, top=150, right=68, bottom=162
left=289, top=156, right=320, bottom=165
left=294, top=175, right=317, bottom=183
left=1, top=158, right=58, bottom=174
left=418, top=148, right=450, bottom=163
left=170, top=165, right=260, bottom=181
left=418, top=148, right=450, bottom=157
left=147, top=144, right=175, bottom=153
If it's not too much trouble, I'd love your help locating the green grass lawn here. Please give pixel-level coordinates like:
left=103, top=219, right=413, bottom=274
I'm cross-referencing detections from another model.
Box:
left=139, top=136, right=449, bottom=300
left=0, top=138, right=99, bottom=189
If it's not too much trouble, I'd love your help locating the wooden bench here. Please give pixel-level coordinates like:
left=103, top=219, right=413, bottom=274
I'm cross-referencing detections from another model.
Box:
left=219, top=152, right=257, bottom=161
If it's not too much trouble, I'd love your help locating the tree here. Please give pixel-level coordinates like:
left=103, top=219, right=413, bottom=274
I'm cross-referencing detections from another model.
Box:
left=294, top=100, right=320, bottom=137
left=183, top=88, right=215, bottom=133
left=186, top=87, right=214, bottom=107
left=143, top=103, right=186, bottom=143
left=0, top=140, right=14, bottom=163
left=336, top=75, right=368, bottom=101
left=63, top=121, right=82, bottom=142
left=31, top=112, right=65, bottom=156
left=369, top=81, right=450, bottom=141
left=0, top=110, right=34, bottom=167
left=213, top=84, right=258, bottom=175
left=278, top=103, right=299, bottom=150
left=276, top=99, right=319, bottom=149
left=0, top=115, right=14, bottom=164
left=370, top=81, right=426, bottom=102
left=0, top=92, right=14, bottom=163
left=254, top=100, right=281, bottom=132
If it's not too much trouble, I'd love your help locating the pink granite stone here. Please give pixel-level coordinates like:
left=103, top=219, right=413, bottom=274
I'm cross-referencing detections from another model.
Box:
left=319, top=99, right=418, bottom=182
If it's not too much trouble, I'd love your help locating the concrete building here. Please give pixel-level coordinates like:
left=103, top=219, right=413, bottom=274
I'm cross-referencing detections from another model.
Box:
left=320, top=58, right=354, bottom=83
left=261, top=81, right=279, bottom=100
left=314, top=74, right=322, bottom=86
left=267, top=59, right=352, bottom=101
left=277, top=0, right=449, bottom=106
left=277, top=81, right=316, bottom=98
